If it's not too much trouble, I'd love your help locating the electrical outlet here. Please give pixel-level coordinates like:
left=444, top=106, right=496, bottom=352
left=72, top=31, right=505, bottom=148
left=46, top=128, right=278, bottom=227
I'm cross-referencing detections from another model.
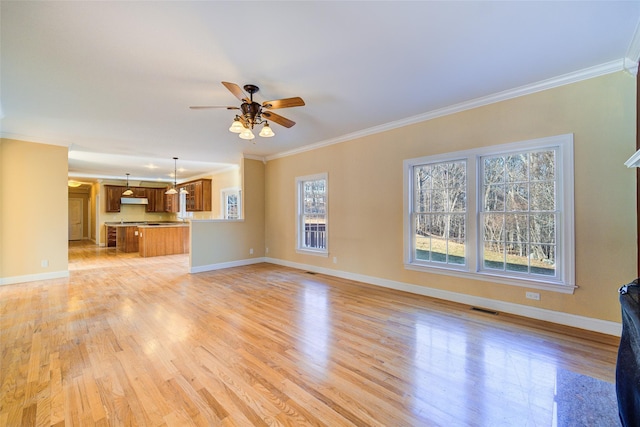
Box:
left=266, top=247, right=269, bottom=254
left=333, top=257, right=338, bottom=264
left=249, top=248, right=254, bottom=255
left=41, top=260, right=49, bottom=268
left=526, top=291, right=540, bottom=301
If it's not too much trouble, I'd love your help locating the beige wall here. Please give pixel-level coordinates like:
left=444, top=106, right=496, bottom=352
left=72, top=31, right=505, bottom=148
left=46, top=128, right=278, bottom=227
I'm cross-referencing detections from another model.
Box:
left=190, top=158, right=265, bottom=269
left=1, top=139, right=69, bottom=283
left=264, top=72, right=637, bottom=324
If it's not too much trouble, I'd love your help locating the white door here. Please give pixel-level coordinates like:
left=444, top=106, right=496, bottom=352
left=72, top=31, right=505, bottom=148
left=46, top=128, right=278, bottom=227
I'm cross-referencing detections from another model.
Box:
left=69, top=198, right=83, bottom=240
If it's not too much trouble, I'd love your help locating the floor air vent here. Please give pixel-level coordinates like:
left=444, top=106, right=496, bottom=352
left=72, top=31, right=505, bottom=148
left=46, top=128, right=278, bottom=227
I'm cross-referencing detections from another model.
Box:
left=471, top=307, right=499, bottom=315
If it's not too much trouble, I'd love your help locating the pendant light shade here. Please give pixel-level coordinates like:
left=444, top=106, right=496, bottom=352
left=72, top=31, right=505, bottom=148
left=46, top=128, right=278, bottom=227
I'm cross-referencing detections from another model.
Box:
left=258, top=122, right=275, bottom=137
left=165, top=157, right=181, bottom=195
left=239, top=128, right=255, bottom=140
left=122, top=173, right=133, bottom=195
left=229, top=118, right=244, bottom=133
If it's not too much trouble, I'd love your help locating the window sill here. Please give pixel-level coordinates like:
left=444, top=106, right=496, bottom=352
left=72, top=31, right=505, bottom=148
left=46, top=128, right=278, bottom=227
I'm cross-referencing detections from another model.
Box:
left=296, top=248, right=329, bottom=257
left=404, top=263, right=576, bottom=294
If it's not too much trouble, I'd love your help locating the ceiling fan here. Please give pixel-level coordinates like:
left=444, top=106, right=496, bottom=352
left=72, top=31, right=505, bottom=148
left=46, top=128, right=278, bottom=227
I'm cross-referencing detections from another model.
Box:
left=190, top=81, right=305, bottom=140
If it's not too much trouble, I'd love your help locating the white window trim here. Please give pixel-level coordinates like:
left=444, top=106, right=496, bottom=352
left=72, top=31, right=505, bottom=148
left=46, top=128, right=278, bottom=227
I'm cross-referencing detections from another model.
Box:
left=296, top=172, right=329, bottom=257
left=403, top=134, right=575, bottom=294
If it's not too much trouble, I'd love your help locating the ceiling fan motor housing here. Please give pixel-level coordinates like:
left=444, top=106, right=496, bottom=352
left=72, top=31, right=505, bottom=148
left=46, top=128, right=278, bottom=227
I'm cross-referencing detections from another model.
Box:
left=240, top=101, right=263, bottom=128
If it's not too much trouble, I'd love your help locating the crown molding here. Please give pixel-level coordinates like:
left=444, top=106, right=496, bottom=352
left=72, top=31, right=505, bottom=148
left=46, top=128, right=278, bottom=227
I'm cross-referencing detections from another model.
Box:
left=626, top=18, right=640, bottom=64
left=0, top=131, right=72, bottom=147
left=266, top=59, right=628, bottom=162
left=242, top=153, right=267, bottom=163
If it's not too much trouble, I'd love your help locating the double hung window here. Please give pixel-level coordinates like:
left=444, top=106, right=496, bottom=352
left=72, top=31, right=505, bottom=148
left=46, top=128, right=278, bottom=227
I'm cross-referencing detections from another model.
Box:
left=296, top=173, right=328, bottom=256
left=405, top=134, right=574, bottom=292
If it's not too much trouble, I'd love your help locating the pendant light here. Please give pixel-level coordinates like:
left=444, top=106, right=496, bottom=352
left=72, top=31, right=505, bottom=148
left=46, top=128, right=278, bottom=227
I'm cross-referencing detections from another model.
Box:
left=122, top=173, right=133, bottom=195
left=165, top=157, right=179, bottom=195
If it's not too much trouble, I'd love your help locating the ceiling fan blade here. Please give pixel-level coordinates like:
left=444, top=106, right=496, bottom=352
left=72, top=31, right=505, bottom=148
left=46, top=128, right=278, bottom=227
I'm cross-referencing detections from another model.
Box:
left=262, top=111, right=296, bottom=128
left=222, top=81, right=250, bottom=103
left=262, top=97, right=305, bottom=110
left=189, top=106, right=239, bottom=110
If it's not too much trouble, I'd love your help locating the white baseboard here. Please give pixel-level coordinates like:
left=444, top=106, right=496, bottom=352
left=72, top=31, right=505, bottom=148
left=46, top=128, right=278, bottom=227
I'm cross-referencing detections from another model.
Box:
left=0, top=270, right=70, bottom=286
left=190, top=257, right=266, bottom=274
left=264, top=257, right=622, bottom=337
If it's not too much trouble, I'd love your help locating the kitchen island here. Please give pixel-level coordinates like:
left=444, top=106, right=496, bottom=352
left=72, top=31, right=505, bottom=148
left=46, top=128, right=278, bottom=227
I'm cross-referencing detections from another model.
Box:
left=137, top=223, right=189, bottom=257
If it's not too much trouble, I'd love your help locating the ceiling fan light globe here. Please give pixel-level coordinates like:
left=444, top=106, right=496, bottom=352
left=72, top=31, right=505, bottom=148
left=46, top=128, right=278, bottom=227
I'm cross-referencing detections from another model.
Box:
left=239, top=128, right=255, bottom=140
left=229, top=119, right=243, bottom=133
left=259, top=123, right=275, bottom=138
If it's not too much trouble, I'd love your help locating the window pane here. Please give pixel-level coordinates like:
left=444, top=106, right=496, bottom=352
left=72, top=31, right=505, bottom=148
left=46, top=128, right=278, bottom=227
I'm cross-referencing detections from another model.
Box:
left=483, top=184, right=504, bottom=211
left=530, top=182, right=555, bottom=211
left=530, top=151, right=555, bottom=181
left=483, top=241, right=504, bottom=270
left=505, top=214, right=529, bottom=244
left=415, top=190, right=430, bottom=213
left=505, top=243, right=529, bottom=273
left=531, top=245, right=556, bottom=276
left=451, top=189, right=466, bottom=212
left=415, top=214, right=431, bottom=261
left=448, top=162, right=466, bottom=187
left=432, top=164, right=447, bottom=188
left=449, top=238, right=465, bottom=264
left=505, top=184, right=529, bottom=211
left=506, top=154, right=528, bottom=182
left=484, top=157, right=504, bottom=184
left=484, top=213, right=504, bottom=242
left=530, top=213, right=556, bottom=245
left=432, top=189, right=446, bottom=212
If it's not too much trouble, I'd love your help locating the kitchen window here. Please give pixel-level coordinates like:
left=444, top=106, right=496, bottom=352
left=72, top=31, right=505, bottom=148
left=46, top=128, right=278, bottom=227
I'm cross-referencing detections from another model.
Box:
left=404, top=134, right=574, bottom=293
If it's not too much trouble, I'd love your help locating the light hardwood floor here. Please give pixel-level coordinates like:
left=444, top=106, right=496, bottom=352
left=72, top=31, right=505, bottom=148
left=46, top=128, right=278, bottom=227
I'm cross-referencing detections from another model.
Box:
left=1, top=241, right=620, bottom=426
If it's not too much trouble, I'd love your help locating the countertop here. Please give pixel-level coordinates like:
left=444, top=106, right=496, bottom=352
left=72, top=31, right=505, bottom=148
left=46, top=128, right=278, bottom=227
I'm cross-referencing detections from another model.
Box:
left=105, top=221, right=188, bottom=228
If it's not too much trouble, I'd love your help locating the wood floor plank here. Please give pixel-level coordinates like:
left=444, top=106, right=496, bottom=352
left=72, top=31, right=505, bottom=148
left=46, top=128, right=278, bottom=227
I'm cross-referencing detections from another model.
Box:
left=0, top=241, right=620, bottom=426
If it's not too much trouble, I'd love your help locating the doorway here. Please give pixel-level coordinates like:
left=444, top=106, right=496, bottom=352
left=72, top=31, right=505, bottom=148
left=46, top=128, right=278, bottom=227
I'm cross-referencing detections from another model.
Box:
left=69, top=198, right=84, bottom=240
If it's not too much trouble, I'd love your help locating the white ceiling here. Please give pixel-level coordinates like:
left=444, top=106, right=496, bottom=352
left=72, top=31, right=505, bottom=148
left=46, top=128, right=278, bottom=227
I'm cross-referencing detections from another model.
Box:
left=2, top=1, right=640, bottom=183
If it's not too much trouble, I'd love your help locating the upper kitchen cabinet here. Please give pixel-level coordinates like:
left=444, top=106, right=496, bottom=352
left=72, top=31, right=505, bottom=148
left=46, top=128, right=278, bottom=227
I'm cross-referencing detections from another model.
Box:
left=179, top=179, right=212, bottom=211
left=132, top=187, right=146, bottom=198
left=145, top=188, right=166, bottom=213
left=105, top=185, right=124, bottom=212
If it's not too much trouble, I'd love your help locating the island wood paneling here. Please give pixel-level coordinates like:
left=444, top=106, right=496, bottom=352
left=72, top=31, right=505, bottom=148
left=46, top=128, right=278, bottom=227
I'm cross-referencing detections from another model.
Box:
left=138, top=225, right=189, bottom=257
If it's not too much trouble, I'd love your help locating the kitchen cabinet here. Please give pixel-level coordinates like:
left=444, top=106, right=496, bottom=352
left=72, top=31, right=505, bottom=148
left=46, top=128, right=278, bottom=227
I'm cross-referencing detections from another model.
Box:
left=106, top=225, right=117, bottom=247
left=179, top=178, right=212, bottom=211
left=146, top=188, right=166, bottom=213
left=105, top=186, right=124, bottom=212
left=132, top=187, right=146, bottom=198
left=106, top=185, right=168, bottom=212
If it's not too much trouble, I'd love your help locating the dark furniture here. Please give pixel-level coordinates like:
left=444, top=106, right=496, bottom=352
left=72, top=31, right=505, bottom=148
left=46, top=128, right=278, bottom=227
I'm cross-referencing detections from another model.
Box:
left=617, top=279, right=640, bottom=427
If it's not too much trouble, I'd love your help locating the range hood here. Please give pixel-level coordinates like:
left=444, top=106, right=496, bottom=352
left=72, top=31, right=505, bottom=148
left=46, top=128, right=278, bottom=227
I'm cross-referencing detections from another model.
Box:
left=121, top=197, right=148, bottom=205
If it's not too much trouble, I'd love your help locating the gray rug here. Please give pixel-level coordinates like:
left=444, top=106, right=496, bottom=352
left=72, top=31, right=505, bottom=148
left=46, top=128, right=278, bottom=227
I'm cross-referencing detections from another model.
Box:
left=555, top=369, right=619, bottom=427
